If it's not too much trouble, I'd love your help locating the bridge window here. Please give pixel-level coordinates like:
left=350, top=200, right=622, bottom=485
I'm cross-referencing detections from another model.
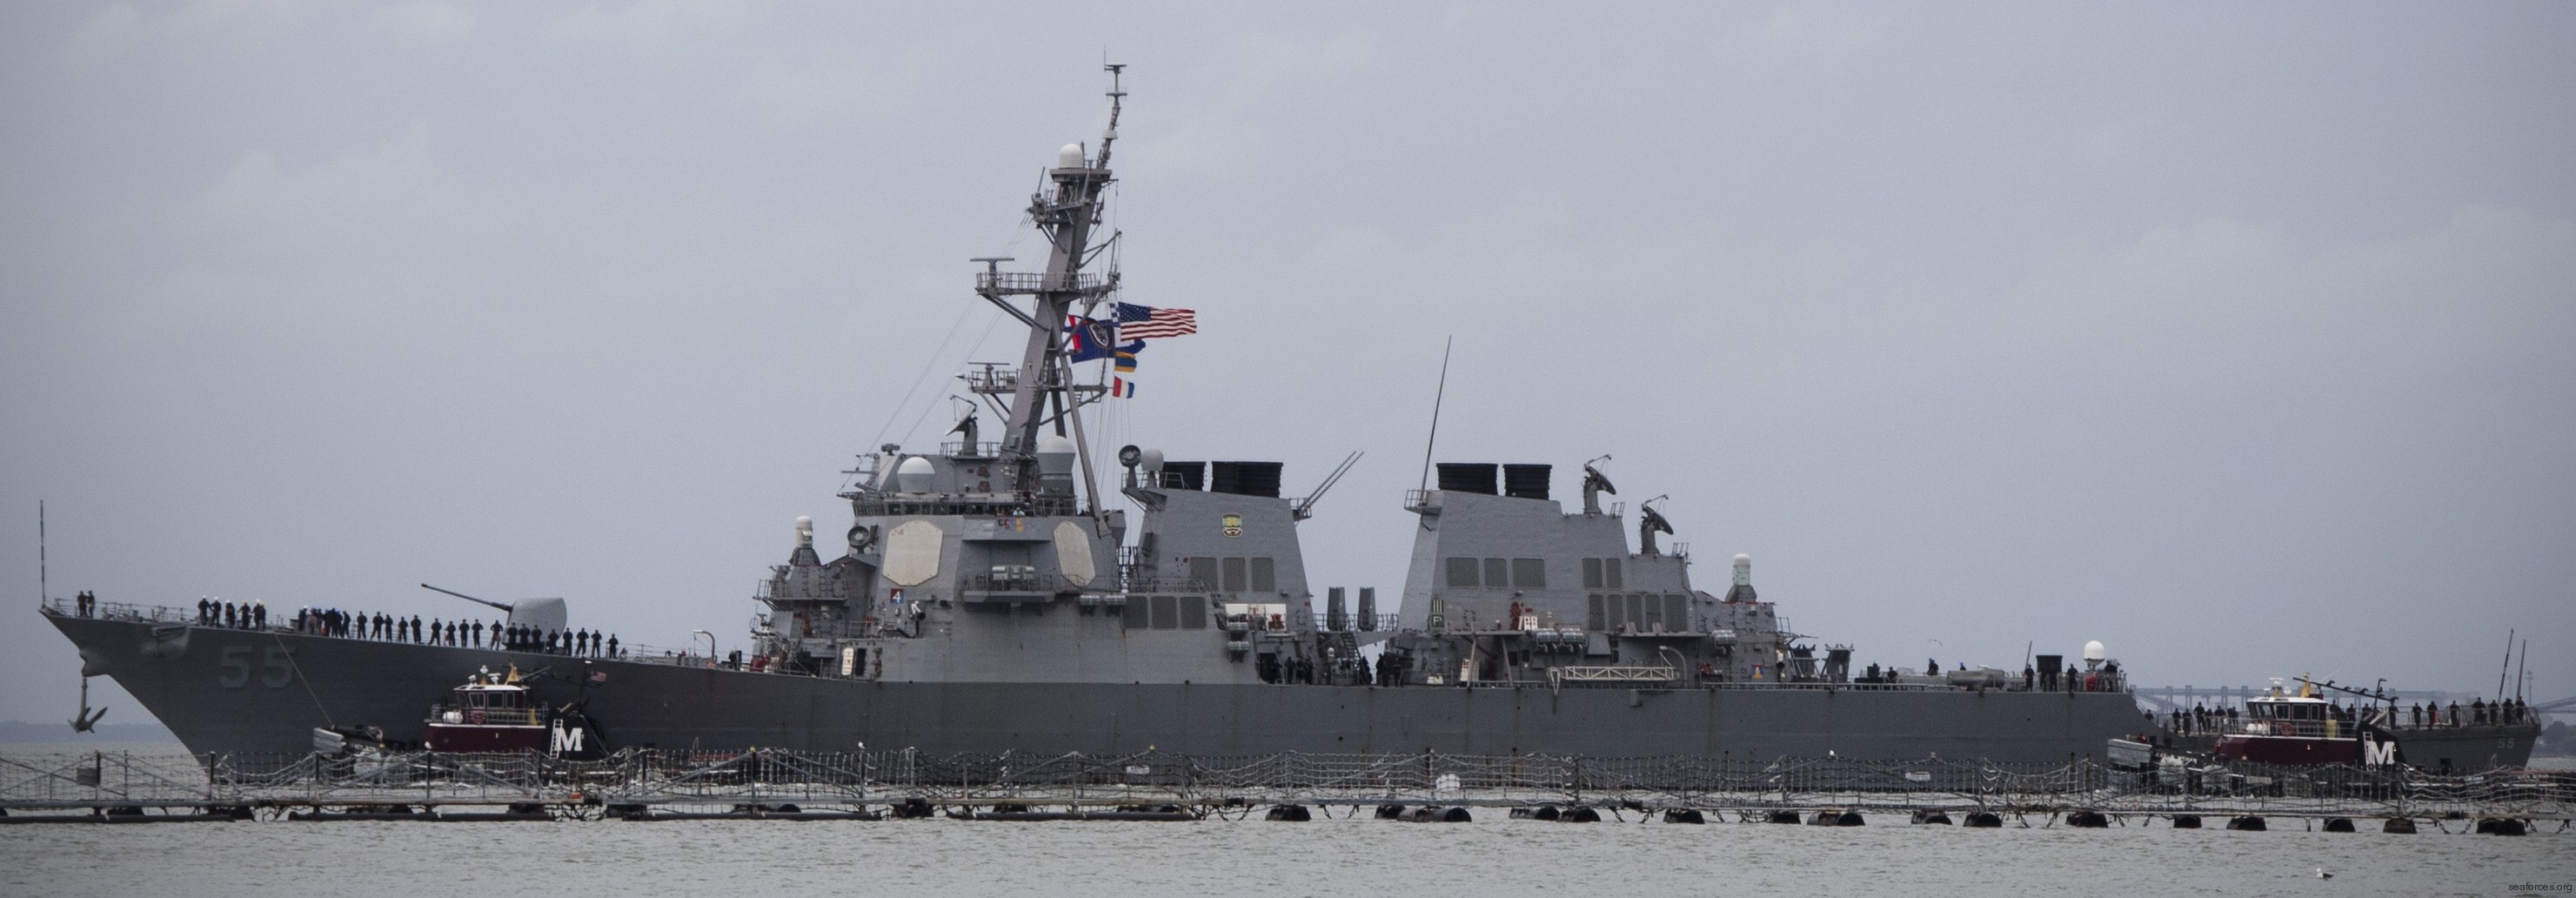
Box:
left=1587, top=594, right=1607, bottom=631
left=1179, top=595, right=1208, bottom=629
left=1664, top=594, right=1689, bottom=631
left=1150, top=595, right=1179, bottom=629
left=1603, top=558, right=1623, bottom=590
left=1512, top=558, right=1546, bottom=589
left=1250, top=557, right=1276, bottom=593
left=1122, top=595, right=1151, bottom=629
left=1582, top=558, right=1603, bottom=588
left=1189, top=558, right=1219, bottom=592
left=1482, top=558, right=1509, bottom=589
left=1447, top=557, right=1480, bottom=588
left=1222, top=557, right=1248, bottom=593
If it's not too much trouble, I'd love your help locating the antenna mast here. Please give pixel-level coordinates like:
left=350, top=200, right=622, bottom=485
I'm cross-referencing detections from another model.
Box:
left=2497, top=628, right=2515, bottom=700
left=978, top=64, right=1127, bottom=502
left=1417, top=336, right=1454, bottom=491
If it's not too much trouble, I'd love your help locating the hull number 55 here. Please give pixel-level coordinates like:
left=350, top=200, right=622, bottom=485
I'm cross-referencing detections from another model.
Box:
left=217, top=645, right=294, bottom=689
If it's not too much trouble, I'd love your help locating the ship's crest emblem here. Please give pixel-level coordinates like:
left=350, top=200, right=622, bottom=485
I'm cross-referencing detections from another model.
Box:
left=1221, top=513, right=1243, bottom=538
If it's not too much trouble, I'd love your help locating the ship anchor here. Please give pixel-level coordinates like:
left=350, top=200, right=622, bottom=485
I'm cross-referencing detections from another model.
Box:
left=69, top=674, right=108, bottom=733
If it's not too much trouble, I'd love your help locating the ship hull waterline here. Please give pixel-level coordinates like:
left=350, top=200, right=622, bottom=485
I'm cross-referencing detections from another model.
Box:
left=55, top=613, right=2152, bottom=766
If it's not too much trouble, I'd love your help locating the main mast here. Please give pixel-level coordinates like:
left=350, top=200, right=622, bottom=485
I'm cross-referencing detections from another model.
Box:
left=974, top=65, right=1126, bottom=508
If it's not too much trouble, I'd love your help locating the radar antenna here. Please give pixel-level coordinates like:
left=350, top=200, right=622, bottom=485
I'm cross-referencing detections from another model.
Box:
left=947, top=404, right=980, bottom=453
left=1638, top=494, right=1674, bottom=555
left=1581, top=455, right=1616, bottom=515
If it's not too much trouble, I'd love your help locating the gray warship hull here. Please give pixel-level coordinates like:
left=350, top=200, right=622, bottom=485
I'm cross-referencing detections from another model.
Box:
left=50, top=613, right=2146, bottom=764
left=43, top=73, right=2171, bottom=771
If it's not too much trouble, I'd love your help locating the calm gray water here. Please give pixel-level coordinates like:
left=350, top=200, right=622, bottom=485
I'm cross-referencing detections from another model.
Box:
left=3, top=747, right=2569, bottom=898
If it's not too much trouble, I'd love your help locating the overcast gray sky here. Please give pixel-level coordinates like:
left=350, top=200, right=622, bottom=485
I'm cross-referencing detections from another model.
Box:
left=4, top=2, right=2571, bottom=725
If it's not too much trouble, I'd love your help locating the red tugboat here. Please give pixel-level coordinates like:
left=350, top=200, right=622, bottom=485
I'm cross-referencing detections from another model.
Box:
left=2211, top=677, right=2395, bottom=765
left=421, top=666, right=599, bottom=755
left=2130, top=675, right=2539, bottom=773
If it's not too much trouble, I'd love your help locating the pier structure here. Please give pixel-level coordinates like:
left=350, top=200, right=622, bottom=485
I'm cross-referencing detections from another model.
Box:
left=1, top=748, right=2566, bottom=829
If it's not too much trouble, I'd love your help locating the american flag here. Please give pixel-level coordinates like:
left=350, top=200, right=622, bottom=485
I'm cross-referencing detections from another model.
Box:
left=1114, top=302, right=1196, bottom=339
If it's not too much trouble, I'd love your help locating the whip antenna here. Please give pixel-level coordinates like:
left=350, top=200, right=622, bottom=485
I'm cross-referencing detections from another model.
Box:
left=1417, top=336, right=1454, bottom=491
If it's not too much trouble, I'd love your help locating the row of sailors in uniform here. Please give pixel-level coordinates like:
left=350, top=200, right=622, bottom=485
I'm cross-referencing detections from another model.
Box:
left=195, top=596, right=265, bottom=628
left=2411, top=697, right=2534, bottom=727
left=187, top=596, right=625, bottom=658
left=2164, top=696, right=2536, bottom=734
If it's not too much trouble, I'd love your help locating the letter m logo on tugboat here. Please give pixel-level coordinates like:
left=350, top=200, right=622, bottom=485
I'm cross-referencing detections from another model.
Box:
left=2362, top=735, right=2398, bottom=767
left=550, top=721, right=586, bottom=757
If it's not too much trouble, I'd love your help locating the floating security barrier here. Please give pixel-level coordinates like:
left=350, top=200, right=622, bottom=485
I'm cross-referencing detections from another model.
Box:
left=2475, top=818, right=2527, bottom=836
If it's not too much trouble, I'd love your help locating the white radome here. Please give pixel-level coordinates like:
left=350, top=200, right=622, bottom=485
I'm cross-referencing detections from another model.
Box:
left=2084, top=640, right=2106, bottom=661
left=1035, top=435, right=1077, bottom=476
left=894, top=456, right=935, bottom=493
left=1734, top=553, right=1752, bottom=565
left=1057, top=143, right=1084, bottom=168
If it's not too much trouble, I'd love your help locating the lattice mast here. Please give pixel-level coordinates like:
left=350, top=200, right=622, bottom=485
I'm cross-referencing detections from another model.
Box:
left=975, top=64, right=1127, bottom=510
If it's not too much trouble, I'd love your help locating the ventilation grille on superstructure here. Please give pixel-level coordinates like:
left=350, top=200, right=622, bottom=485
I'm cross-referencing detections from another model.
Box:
left=1436, top=463, right=1497, bottom=495
left=1209, top=461, right=1283, bottom=498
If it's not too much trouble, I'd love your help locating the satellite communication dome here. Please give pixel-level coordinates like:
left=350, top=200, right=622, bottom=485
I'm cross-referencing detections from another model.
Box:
left=1734, top=553, right=1752, bottom=566
left=894, top=456, right=935, bottom=493
left=1036, top=435, right=1076, bottom=475
left=1057, top=144, right=1084, bottom=168
left=2084, top=640, right=2105, bottom=662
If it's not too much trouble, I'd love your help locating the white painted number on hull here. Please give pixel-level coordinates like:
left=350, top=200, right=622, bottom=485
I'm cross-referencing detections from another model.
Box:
left=217, top=645, right=293, bottom=689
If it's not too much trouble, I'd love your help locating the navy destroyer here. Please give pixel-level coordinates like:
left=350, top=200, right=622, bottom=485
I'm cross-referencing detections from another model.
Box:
left=43, top=70, right=2158, bottom=766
